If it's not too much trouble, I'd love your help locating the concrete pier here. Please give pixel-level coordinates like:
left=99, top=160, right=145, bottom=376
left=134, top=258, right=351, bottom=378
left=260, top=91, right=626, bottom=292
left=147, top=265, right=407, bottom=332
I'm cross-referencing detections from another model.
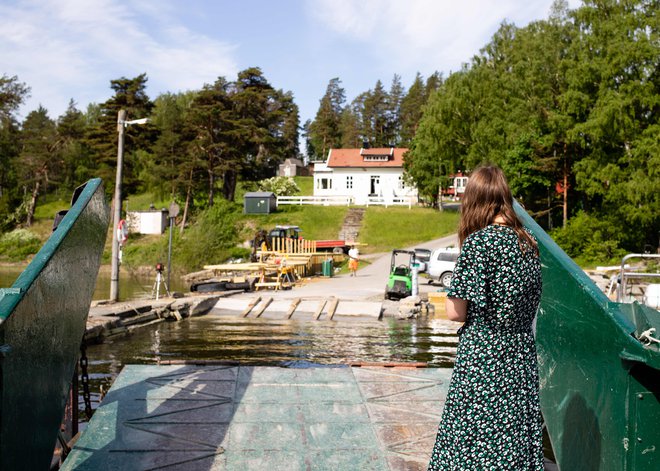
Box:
left=61, top=364, right=450, bottom=471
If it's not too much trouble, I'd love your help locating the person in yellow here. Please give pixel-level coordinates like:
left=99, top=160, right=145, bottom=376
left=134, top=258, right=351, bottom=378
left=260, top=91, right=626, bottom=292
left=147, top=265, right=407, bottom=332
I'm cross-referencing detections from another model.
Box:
left=348, top=246, right=359, bottom=276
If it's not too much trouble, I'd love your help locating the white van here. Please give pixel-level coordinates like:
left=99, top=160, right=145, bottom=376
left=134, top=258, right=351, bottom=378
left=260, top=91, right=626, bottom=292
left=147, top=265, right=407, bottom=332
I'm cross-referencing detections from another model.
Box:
left=427, top=247, right=460, bottom=287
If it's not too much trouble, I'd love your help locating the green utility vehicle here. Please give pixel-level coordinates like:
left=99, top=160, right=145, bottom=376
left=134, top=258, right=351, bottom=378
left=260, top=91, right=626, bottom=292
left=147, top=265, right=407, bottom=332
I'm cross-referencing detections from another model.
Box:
left=385, top=249, right=416, bottom=300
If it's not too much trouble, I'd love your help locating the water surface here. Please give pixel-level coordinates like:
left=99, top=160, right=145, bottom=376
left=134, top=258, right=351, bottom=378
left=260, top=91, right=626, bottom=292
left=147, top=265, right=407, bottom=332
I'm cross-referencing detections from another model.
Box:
left=0, top=264, right=187, bottom=301
left=84, top=313, right=459, bottom=409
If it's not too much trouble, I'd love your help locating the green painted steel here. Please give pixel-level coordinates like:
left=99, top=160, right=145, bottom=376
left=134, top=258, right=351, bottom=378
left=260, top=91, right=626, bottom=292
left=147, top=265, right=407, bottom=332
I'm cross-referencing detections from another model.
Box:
left=0, top=179, right=109, bottom=471
left=515, top=203, right=659, bottom=470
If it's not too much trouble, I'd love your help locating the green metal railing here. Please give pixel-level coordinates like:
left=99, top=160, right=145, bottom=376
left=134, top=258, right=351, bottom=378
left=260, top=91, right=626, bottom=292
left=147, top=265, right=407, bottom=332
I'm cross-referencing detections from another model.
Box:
left=515, top=203, right=659, bottom=470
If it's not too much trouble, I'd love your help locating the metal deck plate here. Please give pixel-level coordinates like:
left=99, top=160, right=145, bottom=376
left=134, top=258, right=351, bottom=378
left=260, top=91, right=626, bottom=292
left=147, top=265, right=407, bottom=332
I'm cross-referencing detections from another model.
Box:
left=62, top=365, right=451, bottom=470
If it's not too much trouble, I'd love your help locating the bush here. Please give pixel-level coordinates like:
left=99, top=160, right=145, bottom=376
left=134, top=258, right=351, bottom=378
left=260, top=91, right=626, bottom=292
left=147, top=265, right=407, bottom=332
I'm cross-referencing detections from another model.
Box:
left=0, top=229, right=42, bottom=261
left=177, top=200, right=243, bottom=269
left=257, top=176, right=300, bottom=196
left=550, top=211, right=627, bottom=266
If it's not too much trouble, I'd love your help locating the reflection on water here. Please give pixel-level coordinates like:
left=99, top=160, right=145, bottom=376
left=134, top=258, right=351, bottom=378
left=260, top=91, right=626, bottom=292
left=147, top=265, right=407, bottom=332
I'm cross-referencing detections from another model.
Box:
left=0, top=265, right=187, bottom=301
left=84, top=313, right=459, bottom=410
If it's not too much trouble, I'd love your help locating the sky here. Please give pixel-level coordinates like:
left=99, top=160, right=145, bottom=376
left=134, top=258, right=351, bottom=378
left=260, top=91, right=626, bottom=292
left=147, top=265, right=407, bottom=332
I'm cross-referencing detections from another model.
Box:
left=1, top=0, right=582, bottom=126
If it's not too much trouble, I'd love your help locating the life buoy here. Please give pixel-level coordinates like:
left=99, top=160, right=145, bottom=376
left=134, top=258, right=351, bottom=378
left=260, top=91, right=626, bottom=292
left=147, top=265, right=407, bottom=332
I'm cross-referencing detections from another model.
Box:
left=117, top=219, right=129, bottom=245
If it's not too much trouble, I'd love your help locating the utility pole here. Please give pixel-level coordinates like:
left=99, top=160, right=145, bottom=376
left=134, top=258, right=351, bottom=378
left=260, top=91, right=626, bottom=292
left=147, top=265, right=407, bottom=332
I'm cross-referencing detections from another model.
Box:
left=110, top=110, right=127, bottom=302
left=167, top=202, right=180, bottom=290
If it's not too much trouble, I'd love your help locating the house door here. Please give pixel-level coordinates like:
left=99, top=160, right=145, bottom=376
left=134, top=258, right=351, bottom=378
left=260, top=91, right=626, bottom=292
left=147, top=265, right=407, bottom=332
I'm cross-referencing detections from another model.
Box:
left=370, top=176, right=381, bottom=196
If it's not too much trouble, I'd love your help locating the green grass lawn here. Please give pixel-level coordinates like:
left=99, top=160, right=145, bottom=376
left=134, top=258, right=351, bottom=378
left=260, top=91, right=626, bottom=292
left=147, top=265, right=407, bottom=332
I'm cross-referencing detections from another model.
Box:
left=293, top=176, right=313, bottom=196
left=360, top=206, right=460, bottom=253
left=242, top=205, right=348, bottom=241
left=125, top=192, right=173, bottom=212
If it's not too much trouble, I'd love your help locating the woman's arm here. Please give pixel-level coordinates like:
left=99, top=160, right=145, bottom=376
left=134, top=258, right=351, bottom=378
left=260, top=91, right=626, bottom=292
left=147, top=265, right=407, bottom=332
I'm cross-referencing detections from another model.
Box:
left=445, top=297, right=468, bottom=322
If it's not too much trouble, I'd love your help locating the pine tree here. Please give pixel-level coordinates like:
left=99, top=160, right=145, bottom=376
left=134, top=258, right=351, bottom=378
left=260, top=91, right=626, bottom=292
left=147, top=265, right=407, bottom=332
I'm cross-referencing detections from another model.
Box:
left=83, top=74, right=155, bottom=197
left=399, top=73, right=426, bottom=146
left=0, top=75, right=30, bottom=225
left=18, top=106, right=59, bottom=226
left=386, top=74, right=404, bottom=145
left=308, top=78, right=345, bottom=159
left=57, top=99, right=92, bottom=193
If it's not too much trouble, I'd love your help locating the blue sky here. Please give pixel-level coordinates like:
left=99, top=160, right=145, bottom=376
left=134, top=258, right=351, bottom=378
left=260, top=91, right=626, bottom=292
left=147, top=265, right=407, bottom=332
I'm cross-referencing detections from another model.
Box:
left=1, top=0, right=581, bottom=125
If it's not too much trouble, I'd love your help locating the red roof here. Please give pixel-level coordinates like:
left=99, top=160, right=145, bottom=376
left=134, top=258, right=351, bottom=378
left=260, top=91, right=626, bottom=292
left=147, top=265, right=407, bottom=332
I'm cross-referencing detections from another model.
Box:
left=326, top=148, right=408, bottom=168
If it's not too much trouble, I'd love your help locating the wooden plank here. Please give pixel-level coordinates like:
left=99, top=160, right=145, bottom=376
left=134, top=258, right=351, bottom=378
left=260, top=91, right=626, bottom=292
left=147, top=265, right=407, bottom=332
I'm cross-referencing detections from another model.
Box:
left=241, top=296, right=262, bottom=317
left=313, top=298, right=328, bottom=320
left=327, top=297, right=339, bottom=320
left=286, top=298, right=302, bottom=319
left=255, top=282, right=282, bottom=289
left=254, top=297, right=273, bottom=318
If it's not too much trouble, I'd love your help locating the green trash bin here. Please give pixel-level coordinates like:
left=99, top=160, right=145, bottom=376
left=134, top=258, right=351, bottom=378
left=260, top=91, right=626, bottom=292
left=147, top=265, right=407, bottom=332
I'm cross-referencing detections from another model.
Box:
left=322, top=259, right=333, bottom=277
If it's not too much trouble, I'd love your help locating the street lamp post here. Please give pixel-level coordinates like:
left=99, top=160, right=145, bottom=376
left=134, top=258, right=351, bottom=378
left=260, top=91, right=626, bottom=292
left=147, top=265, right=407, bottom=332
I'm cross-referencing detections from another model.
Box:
left=109, top=110, right=149, bottom=302
left=110, top=110, right=127, bottom=302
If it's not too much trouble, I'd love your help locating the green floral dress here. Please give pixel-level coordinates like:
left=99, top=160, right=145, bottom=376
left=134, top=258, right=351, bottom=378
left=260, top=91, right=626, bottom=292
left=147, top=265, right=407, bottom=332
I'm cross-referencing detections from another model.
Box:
left=428, top=225, right=544, bottom=470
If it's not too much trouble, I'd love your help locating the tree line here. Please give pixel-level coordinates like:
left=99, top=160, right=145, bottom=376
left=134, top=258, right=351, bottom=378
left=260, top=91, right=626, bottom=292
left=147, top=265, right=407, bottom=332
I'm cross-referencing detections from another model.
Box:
left=406, top=0, right=659, bottom=259
left=1, top=0, right=657, bottom=262
left=0, top=67, right=299, bottom=230
left=304, top=73, right=441, bottom=160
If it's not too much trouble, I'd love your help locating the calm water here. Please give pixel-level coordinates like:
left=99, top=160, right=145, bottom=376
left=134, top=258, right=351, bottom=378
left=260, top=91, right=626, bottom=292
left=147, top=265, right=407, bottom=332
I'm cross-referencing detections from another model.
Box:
left=0, top=264, right=188, bottom=301
left=1, top=263, right=459, bottom=419
left=83, top=313, right=459, bottom=410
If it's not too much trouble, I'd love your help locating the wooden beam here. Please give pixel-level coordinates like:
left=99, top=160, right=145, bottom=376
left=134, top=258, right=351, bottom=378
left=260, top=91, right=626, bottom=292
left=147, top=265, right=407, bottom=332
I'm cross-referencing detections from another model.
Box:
left=241, top=296, right=262, bottom=317
left=327, top=297, right=339, bottom=320
left=313, top=298, right=328, bottom=320
left=286, top=298, right=302, bottom=319
left=254, top=297, right=273, bottom=318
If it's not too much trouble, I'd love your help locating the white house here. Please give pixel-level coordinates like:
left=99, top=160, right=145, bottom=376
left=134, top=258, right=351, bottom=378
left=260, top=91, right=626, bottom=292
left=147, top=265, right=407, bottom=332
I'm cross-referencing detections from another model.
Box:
left=441, top=171, right=469, bottom=200
left=313, top=147, right=417, bottom=205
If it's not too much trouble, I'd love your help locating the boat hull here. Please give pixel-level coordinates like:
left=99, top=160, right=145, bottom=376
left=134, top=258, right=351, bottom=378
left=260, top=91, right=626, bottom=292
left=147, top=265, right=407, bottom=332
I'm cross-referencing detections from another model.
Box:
left=515, top=203, right=660, bottom=470
left=0, top=179, right=109, bottom=470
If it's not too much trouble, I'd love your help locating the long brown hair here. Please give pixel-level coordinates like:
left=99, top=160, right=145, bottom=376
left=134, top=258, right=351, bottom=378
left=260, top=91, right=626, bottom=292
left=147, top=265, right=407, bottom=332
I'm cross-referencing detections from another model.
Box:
left=458, top=165, right=538, bottom=255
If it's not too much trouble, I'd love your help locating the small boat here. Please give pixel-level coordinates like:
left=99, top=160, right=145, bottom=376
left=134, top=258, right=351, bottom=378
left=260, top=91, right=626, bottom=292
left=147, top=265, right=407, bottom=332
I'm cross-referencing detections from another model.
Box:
left=0, top=179, right=109, bottom=470
left=515, top=204, right=659, bottom=471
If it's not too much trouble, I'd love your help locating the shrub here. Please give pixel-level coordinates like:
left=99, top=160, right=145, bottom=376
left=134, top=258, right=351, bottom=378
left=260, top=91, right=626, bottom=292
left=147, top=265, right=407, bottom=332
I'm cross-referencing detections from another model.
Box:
left=257, top=176, right=300, bottom=196
left=550, top=211, right=627, bottom=266
left=0, top=229, right=42, bottom=261
left=176, top=200, right=242, bottom=269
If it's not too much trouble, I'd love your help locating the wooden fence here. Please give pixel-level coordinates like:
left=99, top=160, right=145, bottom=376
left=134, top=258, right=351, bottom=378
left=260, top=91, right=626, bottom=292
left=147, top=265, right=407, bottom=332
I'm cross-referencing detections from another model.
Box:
left=270, top=237, right=317, bottom=254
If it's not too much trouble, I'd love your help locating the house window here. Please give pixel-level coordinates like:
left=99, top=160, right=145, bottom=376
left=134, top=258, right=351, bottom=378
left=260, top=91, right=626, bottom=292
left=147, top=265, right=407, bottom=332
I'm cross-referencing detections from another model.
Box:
left=363, top=155, right=389, bottom=162
left=346, top=176, right=353, bottom=189
left=317, top=177, right=332, bottom=190
left=398, top=176, right=404, bottom=190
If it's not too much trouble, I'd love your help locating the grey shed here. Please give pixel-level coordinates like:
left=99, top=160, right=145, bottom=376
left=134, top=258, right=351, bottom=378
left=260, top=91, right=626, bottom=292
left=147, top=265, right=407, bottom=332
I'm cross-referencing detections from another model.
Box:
left=243, top=192, right=277, bottom=214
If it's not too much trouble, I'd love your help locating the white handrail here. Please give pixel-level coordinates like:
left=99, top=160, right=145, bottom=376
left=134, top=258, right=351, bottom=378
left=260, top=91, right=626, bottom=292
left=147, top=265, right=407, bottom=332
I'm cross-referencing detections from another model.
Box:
left=365, top=196, right=413, bottom=208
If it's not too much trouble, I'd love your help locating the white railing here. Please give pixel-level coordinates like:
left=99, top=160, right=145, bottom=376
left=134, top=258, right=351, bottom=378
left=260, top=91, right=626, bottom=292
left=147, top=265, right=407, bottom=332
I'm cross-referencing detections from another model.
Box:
left=365, top=196, right=414, bottom=208
left=277, top=196, right=354, bottom=207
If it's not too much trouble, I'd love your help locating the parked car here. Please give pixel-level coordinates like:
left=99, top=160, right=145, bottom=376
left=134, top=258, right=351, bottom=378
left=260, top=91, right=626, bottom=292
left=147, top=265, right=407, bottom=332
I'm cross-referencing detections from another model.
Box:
left=426, top=247, right=460, bottom=287
left=414, top=248, right=431, bottom=273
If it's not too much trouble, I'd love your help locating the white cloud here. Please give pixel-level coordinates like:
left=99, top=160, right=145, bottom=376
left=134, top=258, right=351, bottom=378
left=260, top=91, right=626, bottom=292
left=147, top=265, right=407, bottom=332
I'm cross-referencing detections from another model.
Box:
left=308, top=0, right=580, bottom=74
left=0, top=0, right=238, bottom=118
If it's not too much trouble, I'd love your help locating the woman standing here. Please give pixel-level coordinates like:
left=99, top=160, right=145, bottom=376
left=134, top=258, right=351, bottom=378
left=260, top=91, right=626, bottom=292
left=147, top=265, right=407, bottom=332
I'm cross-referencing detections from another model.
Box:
left=428, top=165, right=544, bottom=470
left=348, top=245, right=360, bottom=276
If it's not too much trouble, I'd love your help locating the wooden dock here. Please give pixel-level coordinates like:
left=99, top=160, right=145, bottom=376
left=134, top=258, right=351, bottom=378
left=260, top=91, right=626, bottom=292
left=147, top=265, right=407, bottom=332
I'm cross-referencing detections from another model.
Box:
left=85, top=294, right=226, bottom=342
left=214, top=295, right=384, bottom=320
left=60, top=364, right=451, bottom=470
